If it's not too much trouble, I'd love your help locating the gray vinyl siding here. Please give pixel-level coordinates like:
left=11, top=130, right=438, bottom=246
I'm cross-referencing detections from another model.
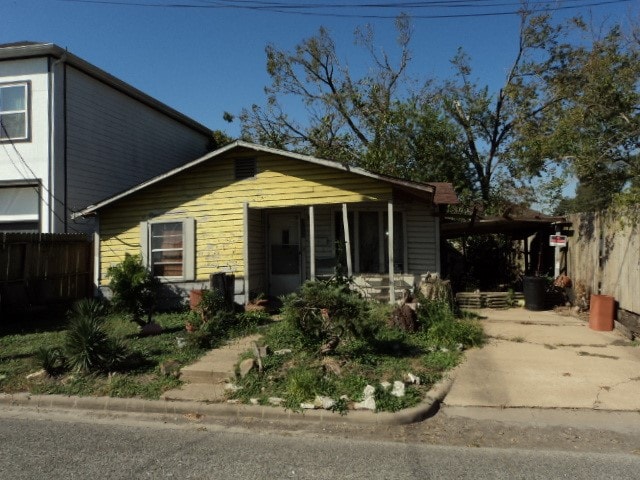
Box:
left=405, top=205, right=438, bottom=274
left=64, top=66, right=210, bottom=215
left=247, top=208, right=266, bottom=297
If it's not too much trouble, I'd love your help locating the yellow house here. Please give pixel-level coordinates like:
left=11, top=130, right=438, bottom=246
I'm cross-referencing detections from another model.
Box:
left=76, top=141, right=458, bottom=304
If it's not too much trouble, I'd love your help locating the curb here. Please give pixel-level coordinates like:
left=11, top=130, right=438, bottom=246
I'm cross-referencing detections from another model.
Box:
left=0, top=376, right=454, bottom=426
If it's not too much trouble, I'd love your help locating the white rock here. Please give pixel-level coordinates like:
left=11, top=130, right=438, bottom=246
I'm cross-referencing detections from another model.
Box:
left=274, top=349, right=293, bottom=355
left=300, top=402, right=316, bottom=410
left=226, top=399, right=240, bottom=404
left=314, top=395, right=335, bottom=410
left=391, top=381, right=405, bottom=398
left=456, top=343, right=465, bottom=352
left=224, top=383, right=242, bottom=392
left=380, top=381, right=392, bottom=391
left=26, top=369, right=47, bottom=380
left=354, top=384, right=377, bottom=410
left=268, top=397, right=284, bottom=406
left=440, top=347, right=450, bottom=353
left=239, top=358, right=256, bottom=378
left=249, top=398, right=259, bottom=405
left=405, top=373, right=421, bottom=385
left=363, top=384, right=376, bottom=398
left=354, top=397, right=376, bottom=410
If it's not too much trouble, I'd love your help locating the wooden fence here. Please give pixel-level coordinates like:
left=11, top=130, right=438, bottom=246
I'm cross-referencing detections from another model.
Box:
left=567, top=211, right=639, bottom=316
left=0, top=233, right=93, bottom=314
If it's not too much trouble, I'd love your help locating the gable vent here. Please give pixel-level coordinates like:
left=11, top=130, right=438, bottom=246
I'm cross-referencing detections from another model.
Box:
left=234, top=158, right=257, bottom=180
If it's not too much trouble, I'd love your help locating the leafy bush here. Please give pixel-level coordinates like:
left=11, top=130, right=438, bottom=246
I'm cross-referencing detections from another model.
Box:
left=64, top=316, right=127, bottom=373
left=281, top=280, right=377, bottom=353
left=197, top=288, right=229, bottom=321
left=107, top=253, right=159, bottom=326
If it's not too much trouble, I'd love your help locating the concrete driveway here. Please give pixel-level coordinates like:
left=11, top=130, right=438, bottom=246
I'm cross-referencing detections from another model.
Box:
left=444, top=308, right=640, bottom=411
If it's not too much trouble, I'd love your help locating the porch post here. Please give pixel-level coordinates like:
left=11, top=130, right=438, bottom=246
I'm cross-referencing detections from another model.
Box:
left=309, top=205, right=316, bottom=280
left=243, top=202, right=250, bottom=305
left=434, top=207, right=441, bottom=275
left=388, top=200, right=395, bottom=303
left=342, top=203, right=353, bottom=277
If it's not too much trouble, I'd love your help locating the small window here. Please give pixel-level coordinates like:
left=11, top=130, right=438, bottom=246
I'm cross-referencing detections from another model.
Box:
left=151, top=222, right=184, bottom=277
left=141, top=218, right=195, bottom=281
left=234, top=158, right=257, bottom=180
left=0, top=83, right=28, bottom=141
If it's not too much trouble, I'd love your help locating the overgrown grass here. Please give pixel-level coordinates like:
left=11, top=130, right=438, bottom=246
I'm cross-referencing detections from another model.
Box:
left=0, top=312, right=207, bottom=398
left=229, top=281, right=485, bottom=413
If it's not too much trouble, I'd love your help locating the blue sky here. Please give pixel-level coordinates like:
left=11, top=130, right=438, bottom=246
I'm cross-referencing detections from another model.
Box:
left=3, top=0, right=636, bottom=139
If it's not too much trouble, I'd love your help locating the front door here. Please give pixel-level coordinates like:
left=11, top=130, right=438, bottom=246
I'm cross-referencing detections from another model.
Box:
left=269, top=213, right=301, bottom=297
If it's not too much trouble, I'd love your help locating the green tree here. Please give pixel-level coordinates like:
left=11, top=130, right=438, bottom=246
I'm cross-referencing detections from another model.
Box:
left=240, top=16, right=472, bottom=194
left=517, top=17, right=639, bottom=213
left=437, top=11, right=568, bottom=211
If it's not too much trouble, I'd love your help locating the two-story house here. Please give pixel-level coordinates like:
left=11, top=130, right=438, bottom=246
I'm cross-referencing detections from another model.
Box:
left=0, top=41, right=214, bottom=234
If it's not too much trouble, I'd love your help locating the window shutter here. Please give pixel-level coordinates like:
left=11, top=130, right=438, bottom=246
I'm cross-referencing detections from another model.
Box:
left=139, top=221, right=149, bottom=267
left=183, top=217, right=196, bottom=281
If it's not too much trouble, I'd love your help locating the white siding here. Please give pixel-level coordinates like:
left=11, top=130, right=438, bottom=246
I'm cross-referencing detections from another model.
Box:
left=405, top=204, right=438, bottom=274
left=0, top=57, right=52, bottom=232
left=64, top=66, right=210, bottom=216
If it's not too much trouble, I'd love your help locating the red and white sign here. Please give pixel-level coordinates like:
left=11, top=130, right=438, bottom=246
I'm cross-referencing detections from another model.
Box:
left=549, top=235, right=567, bottom=246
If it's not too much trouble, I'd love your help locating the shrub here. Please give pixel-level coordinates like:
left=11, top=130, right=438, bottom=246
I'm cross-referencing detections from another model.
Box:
left=68, top=298, right=109, bottom=322
left=197, top=288, right=229, bottom=321
left=34, top=346, right=66, bottom=376
left=281, top=280, right=377, bottom=353
left=64, top=316, right=127, bottom=373
left=107, top=253, right=159, bottom=326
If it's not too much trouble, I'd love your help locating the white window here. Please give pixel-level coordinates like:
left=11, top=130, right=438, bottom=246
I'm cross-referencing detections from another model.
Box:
left=140, top=218, right=195, bottom=281
left=0, top=83, right=28, bottom=141
left=0, top=185, right=39, bottom=232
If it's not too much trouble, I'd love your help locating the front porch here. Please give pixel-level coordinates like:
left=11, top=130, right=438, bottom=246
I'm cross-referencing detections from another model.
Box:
left=242, top=198, right=440, bottom=304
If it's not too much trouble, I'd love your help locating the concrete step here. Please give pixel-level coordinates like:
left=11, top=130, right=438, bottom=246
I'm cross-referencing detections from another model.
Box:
left=179, top=334, right=262, bottom=383
left=161, top=382, right=227, bottom=403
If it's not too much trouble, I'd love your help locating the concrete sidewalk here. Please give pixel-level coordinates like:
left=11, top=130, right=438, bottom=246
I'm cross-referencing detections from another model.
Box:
left=161, top=334, right=262, bottom=402
left=444, top=308, right=640, bottom=411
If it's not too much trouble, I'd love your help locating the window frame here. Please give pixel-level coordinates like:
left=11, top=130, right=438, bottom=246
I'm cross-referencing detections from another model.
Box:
left=140, top=218, right=195, bottom=282
left=0, top=81, right=30, bottom=143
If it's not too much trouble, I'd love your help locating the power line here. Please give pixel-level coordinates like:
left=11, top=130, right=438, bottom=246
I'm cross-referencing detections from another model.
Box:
left=0, top=121, right=88, bottom=234
left=54, top=0, right=634, bottom=19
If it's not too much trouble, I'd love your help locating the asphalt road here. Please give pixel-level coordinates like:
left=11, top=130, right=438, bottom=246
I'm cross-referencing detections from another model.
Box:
left=1, top=408, right=639, bottom=479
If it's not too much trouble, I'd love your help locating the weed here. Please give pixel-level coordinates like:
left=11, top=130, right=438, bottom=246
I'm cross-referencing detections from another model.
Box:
left=374, top=385, right=421, bottom=412
left=426, top=319, right=484, bottom=348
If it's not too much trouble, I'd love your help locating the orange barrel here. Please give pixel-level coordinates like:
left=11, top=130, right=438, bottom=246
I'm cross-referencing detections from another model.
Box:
left=589, top=294, right=615, bottom=331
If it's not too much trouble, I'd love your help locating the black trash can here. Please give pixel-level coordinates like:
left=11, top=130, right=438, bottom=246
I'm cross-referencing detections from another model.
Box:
left=522, top=276, right=547, bottom=311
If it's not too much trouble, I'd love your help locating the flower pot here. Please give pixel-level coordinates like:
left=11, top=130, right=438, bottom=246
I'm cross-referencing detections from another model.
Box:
left=589, top=294, right=615, bottom=331
left=189, top=289, right=203, bottom=311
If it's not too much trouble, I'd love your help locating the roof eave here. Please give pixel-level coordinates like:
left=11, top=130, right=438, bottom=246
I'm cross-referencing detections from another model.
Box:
left=0, top=43, right=212, bottom=137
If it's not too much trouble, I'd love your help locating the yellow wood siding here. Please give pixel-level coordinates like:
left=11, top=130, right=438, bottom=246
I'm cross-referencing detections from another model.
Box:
left=99, top=153, right=391, bottom=283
